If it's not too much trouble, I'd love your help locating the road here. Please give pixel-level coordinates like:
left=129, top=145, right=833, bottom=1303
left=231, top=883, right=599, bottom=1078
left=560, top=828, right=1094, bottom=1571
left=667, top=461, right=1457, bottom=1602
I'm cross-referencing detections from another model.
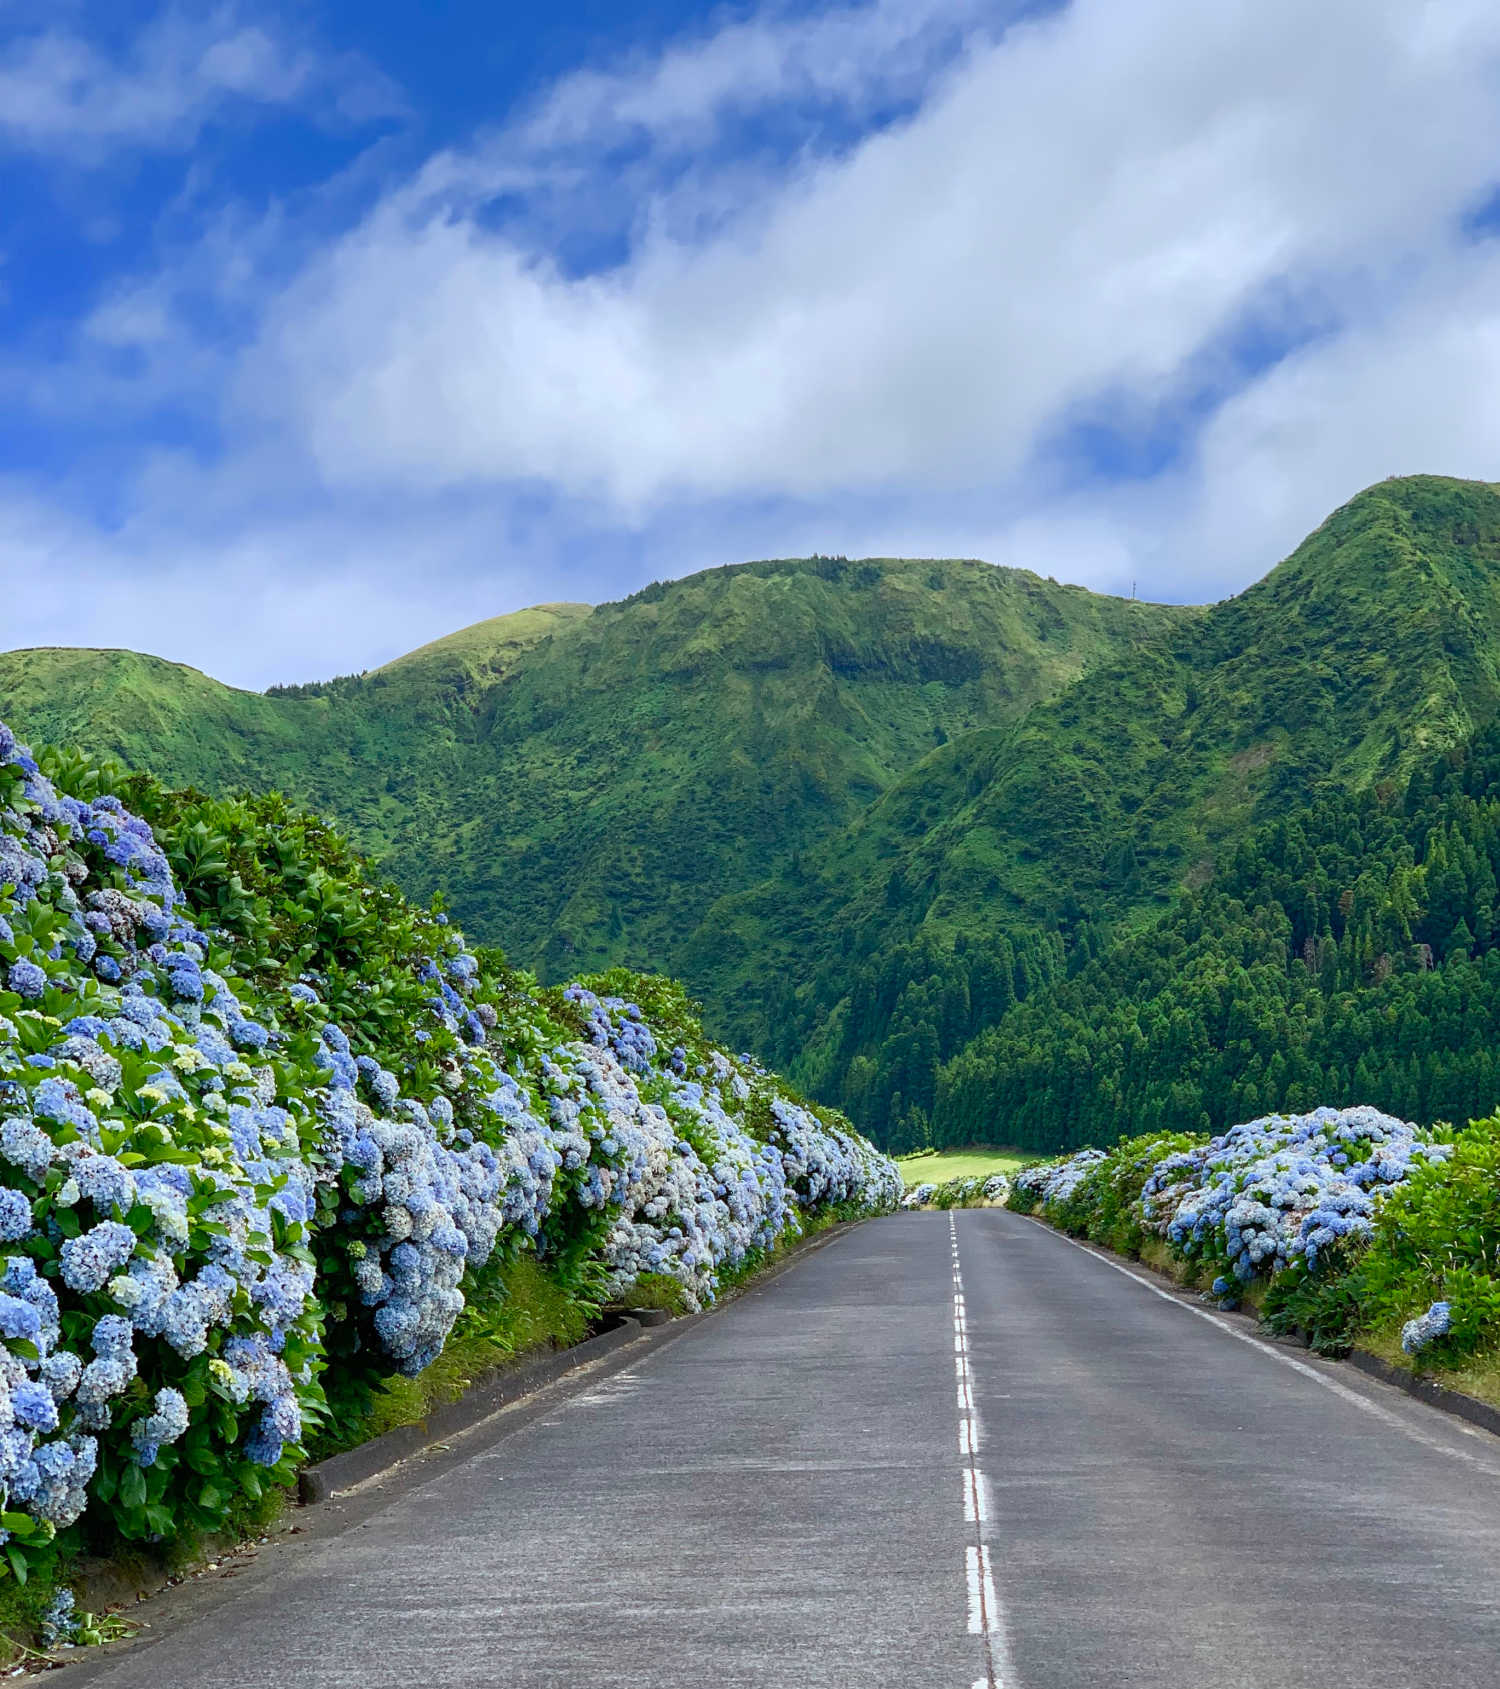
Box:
left=68, top=1209, right=1500, bottom=1689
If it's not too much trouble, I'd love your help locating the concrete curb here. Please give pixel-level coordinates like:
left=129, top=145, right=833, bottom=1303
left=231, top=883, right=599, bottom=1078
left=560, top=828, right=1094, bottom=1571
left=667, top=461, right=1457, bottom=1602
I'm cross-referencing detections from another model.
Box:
left=1345, top=1347, right=1500, bottom=1439
left=298, top=1215, right=864, bottom=1505
left=298, top=1317, right=646, bottom=1504
left=1018, top=1209, right=1500, bottom=1444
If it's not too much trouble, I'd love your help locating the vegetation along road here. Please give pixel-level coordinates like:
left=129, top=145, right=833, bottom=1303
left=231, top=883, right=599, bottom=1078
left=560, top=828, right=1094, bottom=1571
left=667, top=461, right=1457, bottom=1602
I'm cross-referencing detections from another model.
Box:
left=67, top=1212, right=1500, bottom=1689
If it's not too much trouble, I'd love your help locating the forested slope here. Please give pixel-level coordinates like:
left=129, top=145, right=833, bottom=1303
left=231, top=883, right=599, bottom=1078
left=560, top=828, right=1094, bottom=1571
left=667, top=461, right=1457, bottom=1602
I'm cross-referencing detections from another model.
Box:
left=7, top=477, right=1500, bottom=1154
left=938, top=718, right=1500, bottom=1152
left=729, top=476, right=1500, bottom=1144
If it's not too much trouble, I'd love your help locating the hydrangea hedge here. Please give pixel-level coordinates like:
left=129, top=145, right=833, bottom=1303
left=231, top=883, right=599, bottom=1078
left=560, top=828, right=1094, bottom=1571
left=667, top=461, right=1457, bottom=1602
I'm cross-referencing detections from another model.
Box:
left=0, top=727, right=898, bottom=1582
left=1008, top=1106, right=1500, bottom=1370
left=900, top=1172, right=1011, bottom=1210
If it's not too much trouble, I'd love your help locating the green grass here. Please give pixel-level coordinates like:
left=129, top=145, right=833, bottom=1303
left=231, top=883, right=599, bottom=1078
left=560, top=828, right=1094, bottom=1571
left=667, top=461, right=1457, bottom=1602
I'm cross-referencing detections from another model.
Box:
left=896, top=1148, right=1030, bottom=1182
left=1359, top=1328, right=1500, bottom=1414
left=314, top=1256, right=592, bottom=1454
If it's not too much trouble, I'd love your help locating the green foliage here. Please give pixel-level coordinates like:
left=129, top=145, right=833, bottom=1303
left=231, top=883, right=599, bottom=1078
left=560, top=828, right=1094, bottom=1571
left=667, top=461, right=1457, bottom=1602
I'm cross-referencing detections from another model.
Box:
left=10, top=476, right=1500, bottom=1155
left=1051, top=1132, right=1202, bottom=1254
left=926, top=1174, right=1010, bottom=1210
left=0, top=741, right=892, bottom=1619
left=935, top=716, right=1500, bottom=1153
left=1023, top=1118, right=1500, bottom=1377
left=1348, top=1114, right=1500, bottom=1363
left=615, top=1273, right=692, bottom=1316
left=1262, top=1246, right=1367, bottom=1357
left=747, top=475, right=1500, bottom=1143
left=322, top=1255, right=593, bottom=1454
left=0, top=559, right=1182, bottom=1136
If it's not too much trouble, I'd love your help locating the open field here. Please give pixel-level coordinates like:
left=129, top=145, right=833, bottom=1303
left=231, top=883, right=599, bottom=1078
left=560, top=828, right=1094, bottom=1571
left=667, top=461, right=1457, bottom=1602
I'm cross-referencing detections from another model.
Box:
left=895, top=1148, right=1030, bottom=1184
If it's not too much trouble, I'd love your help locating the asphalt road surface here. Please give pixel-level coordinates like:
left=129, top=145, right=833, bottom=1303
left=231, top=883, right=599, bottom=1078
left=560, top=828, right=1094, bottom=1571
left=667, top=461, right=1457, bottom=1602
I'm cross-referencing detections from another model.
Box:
left=67, top=1210, right=1500, bottom=1689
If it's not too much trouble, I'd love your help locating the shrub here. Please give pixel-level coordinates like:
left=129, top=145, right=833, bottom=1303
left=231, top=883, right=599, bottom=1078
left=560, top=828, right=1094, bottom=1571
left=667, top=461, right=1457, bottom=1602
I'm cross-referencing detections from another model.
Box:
left=1261, top=1242, right=1366, bottom=1357
left=1348, top=1114, right=1500, bottom=1364
left=1010, top=1107, right=1500, bottom=1373
left=0, top=725, right=899, bottom=1584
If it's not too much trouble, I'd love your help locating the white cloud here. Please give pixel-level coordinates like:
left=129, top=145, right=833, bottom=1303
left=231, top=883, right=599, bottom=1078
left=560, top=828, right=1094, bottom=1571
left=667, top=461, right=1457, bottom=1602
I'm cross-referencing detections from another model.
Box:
left=0, top=469, right=584, bottom=690
left=1140, top=250, right=1500, bottom=592
left=241, top=0, right=1500, bottom=525
left=877, top=246, right=1500, bottom=609
left=8, top=0, right=1500, bottom=685
left=517, top=0, right=996, bottom=155
left=0, top=5, right=403, bottom=161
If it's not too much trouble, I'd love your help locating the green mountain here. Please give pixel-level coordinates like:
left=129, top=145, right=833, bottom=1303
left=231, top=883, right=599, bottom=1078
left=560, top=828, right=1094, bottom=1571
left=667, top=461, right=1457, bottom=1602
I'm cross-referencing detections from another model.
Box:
left=711, top=475, right=1500, bottom=1141
left=934, top=714, right=1500, bottom=1154
left=0, top=552, right=1175, bottom=976
left=8, top=474, right=1500, bottom=1152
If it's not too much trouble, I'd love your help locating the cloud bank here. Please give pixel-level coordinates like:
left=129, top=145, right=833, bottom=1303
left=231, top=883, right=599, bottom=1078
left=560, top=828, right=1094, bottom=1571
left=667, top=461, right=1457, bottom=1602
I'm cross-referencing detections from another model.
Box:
left=4, top=0, right=1500, bottom=685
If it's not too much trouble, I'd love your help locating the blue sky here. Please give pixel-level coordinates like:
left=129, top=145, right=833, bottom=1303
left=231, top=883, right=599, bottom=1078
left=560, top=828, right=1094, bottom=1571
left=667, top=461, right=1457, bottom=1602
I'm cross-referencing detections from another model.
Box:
left=5, top=0, right=1500, bottom=688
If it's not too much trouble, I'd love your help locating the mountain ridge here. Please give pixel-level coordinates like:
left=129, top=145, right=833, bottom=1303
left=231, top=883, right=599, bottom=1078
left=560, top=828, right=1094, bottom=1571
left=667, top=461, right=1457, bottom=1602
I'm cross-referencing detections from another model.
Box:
left=6, top=475, right=1500, bottom=1148
left=0, top=551, right=1178, bottom=977
left=696, top=475, right=1500, bottom=1139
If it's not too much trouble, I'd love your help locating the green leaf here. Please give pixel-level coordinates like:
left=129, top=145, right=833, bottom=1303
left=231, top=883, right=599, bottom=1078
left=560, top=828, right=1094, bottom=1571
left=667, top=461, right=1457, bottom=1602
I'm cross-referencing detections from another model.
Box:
left=195, top=1481, right=228, bottom=1514
left=112, top=1503, right=149, bottom=1541
left=125, top=1202, right=156, bottom=1236
left=117, top=1462, right=147, bottom=1511
left=144, top=1502, right=177, bottom=1537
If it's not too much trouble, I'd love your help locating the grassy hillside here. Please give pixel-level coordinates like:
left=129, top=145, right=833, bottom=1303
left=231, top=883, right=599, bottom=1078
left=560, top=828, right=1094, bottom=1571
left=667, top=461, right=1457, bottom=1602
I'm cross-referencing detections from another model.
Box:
left=894, top=1149, right=1028, bottom=1183
left=715, top=477, right=1500, bottom=1143
left=0, top=605, right=587, bottom=840
left=0, top=556, right=1178, bottom=985
left=8, top=476, right=1500, bottom=1153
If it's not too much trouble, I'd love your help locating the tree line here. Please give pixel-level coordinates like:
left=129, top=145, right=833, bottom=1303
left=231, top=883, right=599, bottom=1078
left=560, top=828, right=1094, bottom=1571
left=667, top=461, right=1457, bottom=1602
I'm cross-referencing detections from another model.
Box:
left=932, top=722, right=1500, bottom=1153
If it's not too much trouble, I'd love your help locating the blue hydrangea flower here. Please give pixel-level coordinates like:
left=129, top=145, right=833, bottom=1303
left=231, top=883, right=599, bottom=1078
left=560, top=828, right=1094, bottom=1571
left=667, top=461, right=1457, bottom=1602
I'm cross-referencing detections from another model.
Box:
left=59, top=1221, right=138, bottom=1294
left=0, top=1186, right=31, bottom=1242
left=6, top=959, right=45, bottom=999
left=1402, top=1300, right=1453, bottom=1355
left=130, top=1387, right=189, bottom=1466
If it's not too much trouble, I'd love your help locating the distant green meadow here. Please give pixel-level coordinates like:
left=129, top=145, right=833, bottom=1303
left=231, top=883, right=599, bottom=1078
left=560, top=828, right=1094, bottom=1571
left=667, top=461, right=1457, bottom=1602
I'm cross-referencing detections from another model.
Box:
left=895, top=1149, right=1030, bottom=1185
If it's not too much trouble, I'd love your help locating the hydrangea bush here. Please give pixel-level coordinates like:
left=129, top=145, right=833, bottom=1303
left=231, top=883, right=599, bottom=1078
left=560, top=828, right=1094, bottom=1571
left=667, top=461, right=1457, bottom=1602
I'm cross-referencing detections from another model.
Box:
left=1012, top=1149, right=1109, bottom=1210
left=1013, top=1110, right=1450, bottom=1278
left=900, top=1172, right=1010, bottom=1210
left=0, top=726, right=898, bottom=1578
left=1137, top=1107, right=1451, bottom=1280
left=1338, top=1111, right=1500, bottom=1365
left=1006, top=1107, right=1500, bottom=1369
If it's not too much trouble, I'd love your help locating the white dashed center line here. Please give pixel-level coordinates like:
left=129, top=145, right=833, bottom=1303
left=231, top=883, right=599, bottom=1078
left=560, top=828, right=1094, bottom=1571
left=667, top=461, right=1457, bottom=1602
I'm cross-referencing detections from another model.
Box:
left=949, top=1213, right=1018, bottom=1689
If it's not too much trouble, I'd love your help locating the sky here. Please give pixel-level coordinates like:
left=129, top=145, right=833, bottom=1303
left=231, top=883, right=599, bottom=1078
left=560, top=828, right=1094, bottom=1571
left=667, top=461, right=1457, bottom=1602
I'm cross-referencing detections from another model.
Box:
left=5, top=0, right=1500, bottom=689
